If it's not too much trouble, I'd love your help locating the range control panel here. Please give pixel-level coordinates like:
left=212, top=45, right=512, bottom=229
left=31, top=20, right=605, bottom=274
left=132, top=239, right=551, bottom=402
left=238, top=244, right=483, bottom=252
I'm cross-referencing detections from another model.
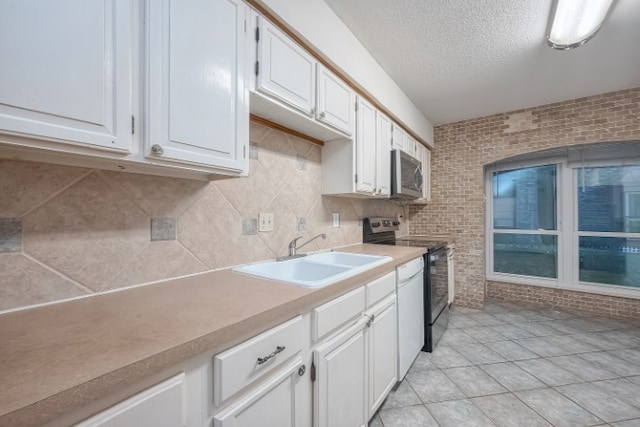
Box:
left=364, top=217, right=400, bottom=233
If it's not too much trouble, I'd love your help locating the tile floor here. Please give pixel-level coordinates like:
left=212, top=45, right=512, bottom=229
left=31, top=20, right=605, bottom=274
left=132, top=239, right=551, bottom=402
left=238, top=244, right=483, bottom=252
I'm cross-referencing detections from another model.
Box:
left=370, top=299, right=640, bottom=427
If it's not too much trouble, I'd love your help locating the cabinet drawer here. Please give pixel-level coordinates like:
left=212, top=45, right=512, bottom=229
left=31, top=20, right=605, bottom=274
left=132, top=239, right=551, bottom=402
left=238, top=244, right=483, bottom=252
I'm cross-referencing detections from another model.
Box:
left=312, top=286, right=365, bottom=342
left=214, top=316, right=303, bottom=406
left=366, top=272, right=395, bottom=308
left=76, top=374, right=184, bottom=427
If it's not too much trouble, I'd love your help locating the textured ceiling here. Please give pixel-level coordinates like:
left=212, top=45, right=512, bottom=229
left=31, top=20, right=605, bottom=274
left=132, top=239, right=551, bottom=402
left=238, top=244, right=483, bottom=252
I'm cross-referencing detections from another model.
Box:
left=324, top=0, right=640, bottom=124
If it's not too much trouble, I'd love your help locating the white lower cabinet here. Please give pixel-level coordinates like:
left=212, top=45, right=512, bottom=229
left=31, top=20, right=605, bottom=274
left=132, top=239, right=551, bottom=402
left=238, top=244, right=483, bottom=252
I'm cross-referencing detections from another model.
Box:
left=75, top=374, right=185, bottom=427
left=312, top=271, right=397, bottom=427
left=212, top=315, right=311, bottom=427
left=54, top=272, right=399, bottom=427
left=368, top=295, right=397, bottom=416
left=213, top=357, right=305, bottom=427
left=314, top=319, right=369, bottom=427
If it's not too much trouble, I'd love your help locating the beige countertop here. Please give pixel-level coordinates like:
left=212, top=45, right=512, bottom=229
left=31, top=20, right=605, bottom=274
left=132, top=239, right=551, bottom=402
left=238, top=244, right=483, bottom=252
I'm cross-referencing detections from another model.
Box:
left=0, top=243, right=426, bottom=426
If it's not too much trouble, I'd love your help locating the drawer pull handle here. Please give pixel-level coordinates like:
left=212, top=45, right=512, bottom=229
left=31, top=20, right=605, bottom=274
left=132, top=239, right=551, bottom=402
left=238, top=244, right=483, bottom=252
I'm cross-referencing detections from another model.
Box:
left=257, top=345, right=285, bottom=365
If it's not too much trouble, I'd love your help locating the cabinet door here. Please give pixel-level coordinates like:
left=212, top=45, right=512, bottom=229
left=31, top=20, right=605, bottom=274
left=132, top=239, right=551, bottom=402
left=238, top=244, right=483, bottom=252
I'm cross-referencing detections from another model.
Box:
left=391, top=124, right=406, bottom=152
left=146, top=0, right=249, bottom=172
left=316, top=65, right=354, bottom=136
left=314, top=320, right=368, bottom=427
left=368, top=295, right=397, bottom=416
left=214, top=358, right=304, bottom=427
left=257, top=18, right=316, bottom=116
left=423, top=147, right=431, bottom=201
left=405, top=134, right=417, bottom=158
left=355, top=98, right=377, bottom=194
left=375, top=112, right=392, bottom=197
left=76, top=374, right=184, bottom=427
left=0, top=0, right=132, bottom=152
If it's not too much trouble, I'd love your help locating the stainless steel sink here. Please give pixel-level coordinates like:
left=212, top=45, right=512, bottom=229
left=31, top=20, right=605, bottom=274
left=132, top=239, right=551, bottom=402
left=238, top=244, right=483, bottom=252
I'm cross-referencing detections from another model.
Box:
left=233, top=252, right=392, bottom=288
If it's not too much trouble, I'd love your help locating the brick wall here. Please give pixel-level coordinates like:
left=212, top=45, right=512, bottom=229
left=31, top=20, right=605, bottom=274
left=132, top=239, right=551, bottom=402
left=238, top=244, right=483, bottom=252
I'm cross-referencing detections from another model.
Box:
left=409, top=88, right=640, bottom=314
left=487, top=281, right=640, bottom=320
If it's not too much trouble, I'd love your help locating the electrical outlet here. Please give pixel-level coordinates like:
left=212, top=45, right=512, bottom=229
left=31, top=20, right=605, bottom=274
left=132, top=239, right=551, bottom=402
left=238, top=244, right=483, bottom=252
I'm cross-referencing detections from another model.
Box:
left=332, top=212, right=340, bottom=228
left=259, top=212, right=274, bottom=232
left=297, top=217, right=306, bottom=231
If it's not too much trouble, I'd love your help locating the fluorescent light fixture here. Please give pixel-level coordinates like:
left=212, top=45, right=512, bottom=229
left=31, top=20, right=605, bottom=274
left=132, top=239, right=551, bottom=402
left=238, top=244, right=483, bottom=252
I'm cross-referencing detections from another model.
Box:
left=547, top=0, right=616, bottom=50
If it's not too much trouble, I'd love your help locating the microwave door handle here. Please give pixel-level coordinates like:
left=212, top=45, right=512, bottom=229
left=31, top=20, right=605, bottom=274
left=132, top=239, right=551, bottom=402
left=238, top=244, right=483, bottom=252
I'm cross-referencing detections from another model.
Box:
left=414, top=166, right=422, bottom=191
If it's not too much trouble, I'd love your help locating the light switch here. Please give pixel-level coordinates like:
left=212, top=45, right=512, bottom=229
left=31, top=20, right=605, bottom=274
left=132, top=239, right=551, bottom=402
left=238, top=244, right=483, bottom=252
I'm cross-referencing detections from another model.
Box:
left=259, top=213, right=274, bottom=232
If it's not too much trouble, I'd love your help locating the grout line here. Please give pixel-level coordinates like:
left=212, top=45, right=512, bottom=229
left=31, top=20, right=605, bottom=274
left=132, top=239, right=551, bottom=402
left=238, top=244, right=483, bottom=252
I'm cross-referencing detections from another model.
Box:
left=94, top=169, right=150, bottom=217
left=20, top=252, right=94, bottom=294
left=175, top=239, right=213, bottom=271
left=20, top=169, right=94, bottom=218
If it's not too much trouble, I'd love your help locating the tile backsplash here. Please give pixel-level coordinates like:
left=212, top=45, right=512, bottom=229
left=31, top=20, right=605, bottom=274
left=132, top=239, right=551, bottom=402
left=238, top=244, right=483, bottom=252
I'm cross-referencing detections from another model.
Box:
left=0, top=121, right=404, bottom=312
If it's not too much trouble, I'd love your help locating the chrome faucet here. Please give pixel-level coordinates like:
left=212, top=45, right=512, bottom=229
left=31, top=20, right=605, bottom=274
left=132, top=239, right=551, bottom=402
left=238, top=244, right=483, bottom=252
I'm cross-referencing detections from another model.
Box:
left=287, top=233, right=327, bottom=258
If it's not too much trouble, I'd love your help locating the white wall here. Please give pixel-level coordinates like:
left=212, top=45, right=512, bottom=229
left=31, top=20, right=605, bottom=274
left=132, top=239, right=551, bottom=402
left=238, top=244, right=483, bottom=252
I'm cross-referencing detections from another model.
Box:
left=256, top=0, right=435, bottom=146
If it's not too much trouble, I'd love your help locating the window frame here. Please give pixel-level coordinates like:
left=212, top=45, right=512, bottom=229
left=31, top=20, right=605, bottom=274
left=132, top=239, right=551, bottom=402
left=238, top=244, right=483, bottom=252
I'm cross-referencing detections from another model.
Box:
left=485, top=157, right=640, bottom=300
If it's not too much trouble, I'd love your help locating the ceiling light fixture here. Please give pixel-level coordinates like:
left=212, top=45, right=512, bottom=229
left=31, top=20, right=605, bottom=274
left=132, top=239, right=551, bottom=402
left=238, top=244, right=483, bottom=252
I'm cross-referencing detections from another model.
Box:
left=547, top=0, right=617, bottom=50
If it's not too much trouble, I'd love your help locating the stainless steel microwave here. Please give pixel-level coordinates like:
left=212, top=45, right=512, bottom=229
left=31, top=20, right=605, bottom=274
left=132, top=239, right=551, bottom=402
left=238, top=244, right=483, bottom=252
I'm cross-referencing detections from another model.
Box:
left=391, top=149, right=423, bottom=199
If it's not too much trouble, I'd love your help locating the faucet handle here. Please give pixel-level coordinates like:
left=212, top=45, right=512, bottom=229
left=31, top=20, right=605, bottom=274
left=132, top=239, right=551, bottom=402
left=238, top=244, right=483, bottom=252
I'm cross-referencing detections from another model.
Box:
left=289, top=236, right=303, bottom=247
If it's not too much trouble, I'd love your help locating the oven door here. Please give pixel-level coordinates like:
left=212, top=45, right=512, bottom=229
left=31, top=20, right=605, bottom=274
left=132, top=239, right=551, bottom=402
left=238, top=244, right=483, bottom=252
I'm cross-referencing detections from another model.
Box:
left=426, top=246, right=448, bottom=324
left=391, top=149, right=422, bottom=199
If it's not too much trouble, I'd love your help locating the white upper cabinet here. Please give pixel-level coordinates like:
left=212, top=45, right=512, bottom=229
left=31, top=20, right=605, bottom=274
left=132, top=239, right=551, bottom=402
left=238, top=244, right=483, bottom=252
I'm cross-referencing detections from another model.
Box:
left=322, top=97, right=392, bottom=197
left=391, top=124, right=406, bottom=152
left=316, top=65, right=355, bottom=135
left=146, top=0, right=249, bottom=173
left=376, top=112, right=392, bottom=197
left=0, top=0, right=132, bottom=152
left=355, top=97, right=377, bottom=194
left=256, top=17, right=316, bottom=116
left=405, top=134, right=417, bottom=158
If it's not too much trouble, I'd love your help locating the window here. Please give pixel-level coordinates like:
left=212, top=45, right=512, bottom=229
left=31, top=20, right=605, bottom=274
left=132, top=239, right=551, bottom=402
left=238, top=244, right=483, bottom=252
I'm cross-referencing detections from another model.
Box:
left=487, top=154, right=640, bottom=297
left=577, top=165, right=640, bottom=288
left=492, top=165, right=558, bottom=278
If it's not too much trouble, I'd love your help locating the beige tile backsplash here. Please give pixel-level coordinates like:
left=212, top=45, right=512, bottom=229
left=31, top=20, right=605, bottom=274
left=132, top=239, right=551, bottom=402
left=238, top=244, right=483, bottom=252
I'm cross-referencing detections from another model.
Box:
left=0, top=122, right=403, bottom=312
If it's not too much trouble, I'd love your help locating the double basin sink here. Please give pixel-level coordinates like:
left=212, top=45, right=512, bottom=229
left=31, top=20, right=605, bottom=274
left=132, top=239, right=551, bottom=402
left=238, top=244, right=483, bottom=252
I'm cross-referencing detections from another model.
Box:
left=233, top=251, right=392, bottom=288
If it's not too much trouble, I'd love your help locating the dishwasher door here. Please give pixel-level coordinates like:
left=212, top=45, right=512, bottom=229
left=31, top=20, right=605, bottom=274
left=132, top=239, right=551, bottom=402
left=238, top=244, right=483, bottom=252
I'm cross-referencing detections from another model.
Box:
left=397, top=258, right=424, bottom=380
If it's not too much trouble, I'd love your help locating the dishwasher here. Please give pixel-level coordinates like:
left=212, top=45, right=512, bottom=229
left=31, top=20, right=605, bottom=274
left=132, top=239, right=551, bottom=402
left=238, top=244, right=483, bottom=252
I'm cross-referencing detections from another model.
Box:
left=396, top=256, right=424, bottom=380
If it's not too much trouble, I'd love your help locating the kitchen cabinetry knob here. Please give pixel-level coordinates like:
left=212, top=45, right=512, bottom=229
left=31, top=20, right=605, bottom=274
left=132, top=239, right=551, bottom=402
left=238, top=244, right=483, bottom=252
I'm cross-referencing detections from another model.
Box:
left=366, top=314, right=375, bottom=327
left=298, top=365, right=306, bottom=376
left=310, top=107, right=316, bottom=116
left=319, top=111, right=326, bottom=119
left=151, top=144, right=164, bottom=156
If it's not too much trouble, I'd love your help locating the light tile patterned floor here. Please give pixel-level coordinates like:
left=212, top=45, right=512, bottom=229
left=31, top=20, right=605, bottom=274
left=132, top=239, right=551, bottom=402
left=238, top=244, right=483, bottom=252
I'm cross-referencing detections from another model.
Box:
left=370, top=299, right=640, bottom=427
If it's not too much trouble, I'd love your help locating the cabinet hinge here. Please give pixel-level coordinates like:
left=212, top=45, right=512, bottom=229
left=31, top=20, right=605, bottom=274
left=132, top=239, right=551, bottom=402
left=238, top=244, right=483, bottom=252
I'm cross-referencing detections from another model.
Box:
left=355, top=101, right=358, bottom=112
left=243, top=145, right=246, bottom=158
left=255, top=61, right=260, bottom=76
left=310, top=361, right=316, bottom=382
left=244, top=19, right=247, bottom=33
left=355, top=174, right=358, bottom=183
left=255, top=26, right=260, bottom=42
left=131, top=115, right=135, bottom=135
